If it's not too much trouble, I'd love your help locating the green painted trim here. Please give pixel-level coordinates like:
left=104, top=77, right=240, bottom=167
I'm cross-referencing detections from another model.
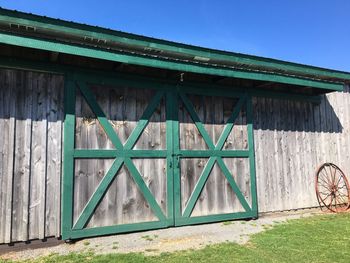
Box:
left=216, top=158, right=251, bottom=212
left=60, top=71, right=259, bottom=240
left=77, top=81, right=123, bottom=150
left=0, top=57, right=326, bottom=103
left=73, top=149, right=167, bottom=158
left=73, top=149, right=118, bottom=158
left=124, top=158, right=167, bottom=222
left=124, top=90, right=164, bottom=149
left=0, top=32, right=343, bottom=91
left=170, top=90, right=182, bottom=222
left=1, top=8, right=350, bottom=82
left=175, top=211, right=254, bottom=226
left=166, top=91, right=175, bottom=226
left=66, top=220, right=169, bottom=240
left=61, top=76, right=76, bottom=240
left=179, top=150, right=250, bottom=158
left=178, top=92, right=256, bottom=220
left=73, top=158, right=125, bottom=230
left=247, top=95, right=258, bottom=217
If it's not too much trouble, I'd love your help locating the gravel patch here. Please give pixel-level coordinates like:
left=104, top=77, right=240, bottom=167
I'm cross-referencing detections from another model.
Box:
left=0, top=209, right=320, bottom=261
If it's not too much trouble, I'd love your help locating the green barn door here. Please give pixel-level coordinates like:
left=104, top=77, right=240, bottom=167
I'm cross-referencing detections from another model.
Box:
left=62, top=74, right=257, bottom=240
left=171, top=90, right=258, bottom=226
left=62, top=76, right=173, bottom=240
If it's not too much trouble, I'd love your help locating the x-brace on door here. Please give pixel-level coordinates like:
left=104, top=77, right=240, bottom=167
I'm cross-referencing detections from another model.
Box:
left=62, top=73, right=257, bottom=240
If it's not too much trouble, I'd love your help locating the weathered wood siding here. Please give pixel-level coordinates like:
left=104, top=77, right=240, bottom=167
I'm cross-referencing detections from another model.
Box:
left=1, top=65, right=350, bottom=244
left=254, top=85, right=350, bottom=212
left=0, top=69, right=64, bottom=243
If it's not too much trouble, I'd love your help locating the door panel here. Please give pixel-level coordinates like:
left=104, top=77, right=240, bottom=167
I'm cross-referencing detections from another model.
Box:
left=62, top=74, right=257, bottom=240
left=174, top=92, right=256, bottom=225
left=63, top=79, right=171, bottom=239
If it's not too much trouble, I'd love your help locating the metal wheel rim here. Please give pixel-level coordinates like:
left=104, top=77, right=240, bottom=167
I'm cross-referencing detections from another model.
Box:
left=315, top=163, right=350, bottom=213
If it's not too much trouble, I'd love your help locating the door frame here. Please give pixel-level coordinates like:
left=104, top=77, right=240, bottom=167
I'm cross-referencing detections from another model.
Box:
left=171, top=89, right=258, bottom=226
left=61, top=72, right=258, bottom=240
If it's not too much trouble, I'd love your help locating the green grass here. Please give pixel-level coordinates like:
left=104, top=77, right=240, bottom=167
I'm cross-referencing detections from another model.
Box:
left=2, top=213, right=350, bottom=263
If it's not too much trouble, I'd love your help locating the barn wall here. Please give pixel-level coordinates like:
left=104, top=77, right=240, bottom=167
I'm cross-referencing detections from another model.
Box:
left=254, top=85, right=350, bottom=212
left=0, top=69, right=64, bottom=243
left=1, top=66, right=349, bottom=244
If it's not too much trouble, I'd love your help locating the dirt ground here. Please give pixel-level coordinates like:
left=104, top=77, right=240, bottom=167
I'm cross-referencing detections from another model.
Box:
left=0, top=209, right=320, bottom=261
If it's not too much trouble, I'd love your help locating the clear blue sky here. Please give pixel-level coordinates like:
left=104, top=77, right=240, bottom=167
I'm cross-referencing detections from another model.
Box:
left=1, top=0, right=349, bottom=71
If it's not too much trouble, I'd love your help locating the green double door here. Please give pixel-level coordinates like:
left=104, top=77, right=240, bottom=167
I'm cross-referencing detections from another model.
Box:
left=62, top=73, right=258, bottom=240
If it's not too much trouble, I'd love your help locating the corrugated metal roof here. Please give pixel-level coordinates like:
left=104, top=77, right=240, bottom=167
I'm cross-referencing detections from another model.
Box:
left=0, top=8, right=349, bottom=91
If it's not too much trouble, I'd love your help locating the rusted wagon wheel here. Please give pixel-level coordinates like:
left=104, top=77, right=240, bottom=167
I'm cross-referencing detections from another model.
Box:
left=315, top=163, right=350, bottom=212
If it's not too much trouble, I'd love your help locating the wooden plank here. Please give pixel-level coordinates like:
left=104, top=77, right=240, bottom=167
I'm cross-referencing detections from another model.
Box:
left=0, top=70, right=5, bottom=243
left=203, top=95, right=214, bottom=214
left=12, top=70, right=33, bottom=242
left=305, top=101, right=316, bottom=208
left=29, top=73, right=47, bottom=240
left=109, top=86, right=125, bottom=225
left=123, top=87, right=138, bottom=223
left=0, top=70, right=16, bottom=243
left=192, top=94, right=204, bottom=216
left=45, top=74, right=64, bottom=237
left=343, top=86, right=350, bottom=174
left=89, top=85, right=110, bottom=227
left=214, top=96, right=224, bottom=213
left=254, top=97, right=265, bottom=212
left=73, top=88, right=89, bottom=225
left=252, top=97, right=261, bottom=211
left=179, top=94, right=197, bottom=215
left=279, top=100, right=289, bottom=210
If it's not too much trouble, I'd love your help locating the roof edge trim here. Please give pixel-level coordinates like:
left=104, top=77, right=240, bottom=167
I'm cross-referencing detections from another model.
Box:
left=0, top=8, right=350, bottom=82
left=0, top=32, right=343, bottom=91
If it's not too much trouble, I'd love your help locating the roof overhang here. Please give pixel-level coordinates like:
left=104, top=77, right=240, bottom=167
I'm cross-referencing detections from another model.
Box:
left=0, top=8, right=349, bottom=92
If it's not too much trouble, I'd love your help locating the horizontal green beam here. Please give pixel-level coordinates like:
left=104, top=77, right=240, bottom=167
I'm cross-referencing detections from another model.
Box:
left=63, top=220, right=170, bottom=240
left=73, top=149, right=167, bottom=158
left=179, top=150, right=250, bottom=158
left=0, top=56, right=327, bottom=103
left=175, top=211, right=254, bottom=226
left=1, top=9, right=350, bottom=81
left=0, top=32, right=343, bottom=91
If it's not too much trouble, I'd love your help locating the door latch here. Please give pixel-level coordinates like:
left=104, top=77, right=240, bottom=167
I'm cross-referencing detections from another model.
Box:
left=171, top=153, right=183, bottom=168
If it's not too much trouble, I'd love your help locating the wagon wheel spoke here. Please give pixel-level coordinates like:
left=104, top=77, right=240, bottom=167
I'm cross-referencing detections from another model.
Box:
left=320, top=170, right=331, bottom=184
left=332, top=168, right=338, bottom=185
left=335, top=170, right=344, bottom=187
left=336, top=192, right=349, bottom=204
left=330, top=166, right=336, bottom=184
left=320, top=193, right=332, bottom=202
left=319, top=191, right=331, bottom=197
left=318, top=182, right=331, bottom=191
left=315, top=163, right=350, bottom=213
left=326, top=195, right=334, bottom=210
left=338, top=184, right=348, bottom=190
left=335, top=194, right=347, bottom=204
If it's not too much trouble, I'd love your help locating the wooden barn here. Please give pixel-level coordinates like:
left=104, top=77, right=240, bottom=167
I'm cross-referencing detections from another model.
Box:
left=0, top=8, right=350, bottom=244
